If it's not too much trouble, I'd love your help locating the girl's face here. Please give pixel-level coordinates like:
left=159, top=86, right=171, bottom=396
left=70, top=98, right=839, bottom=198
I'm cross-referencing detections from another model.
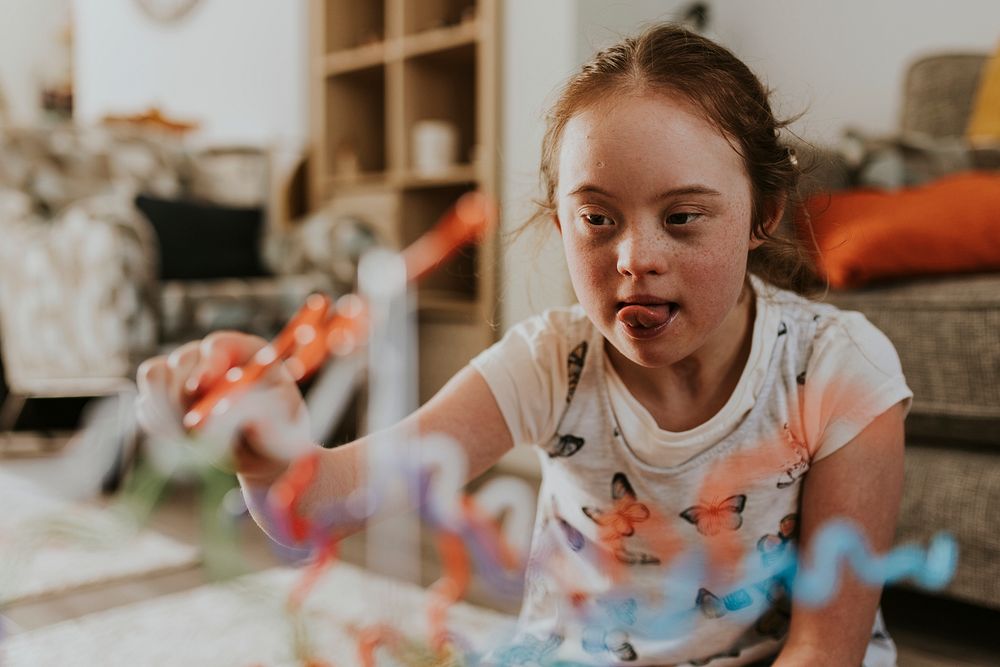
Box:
left=555, top=92, right=765, bottom=370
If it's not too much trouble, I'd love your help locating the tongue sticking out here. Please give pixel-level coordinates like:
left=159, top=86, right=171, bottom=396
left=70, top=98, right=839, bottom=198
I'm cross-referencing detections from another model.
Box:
left=618, top=304, right=672, bottom=329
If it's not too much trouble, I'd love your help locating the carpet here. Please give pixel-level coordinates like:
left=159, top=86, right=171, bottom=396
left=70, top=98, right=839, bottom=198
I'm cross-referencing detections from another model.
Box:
left=0, top=561, right=517, bottom=666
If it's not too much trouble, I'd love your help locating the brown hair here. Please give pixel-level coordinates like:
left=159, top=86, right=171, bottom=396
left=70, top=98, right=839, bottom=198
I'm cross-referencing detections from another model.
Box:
left=533, top=23, right=818, bottom=292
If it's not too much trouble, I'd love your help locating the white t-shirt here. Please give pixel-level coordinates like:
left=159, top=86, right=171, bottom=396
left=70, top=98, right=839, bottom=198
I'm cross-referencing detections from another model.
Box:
left=470, top=275, right=912, bottom=666
left=473, top=275, right=911, bottom=467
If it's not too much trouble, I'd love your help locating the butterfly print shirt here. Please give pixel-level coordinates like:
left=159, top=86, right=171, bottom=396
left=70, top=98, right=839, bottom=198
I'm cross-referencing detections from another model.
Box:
left=472, top=276, right=910, bottom=666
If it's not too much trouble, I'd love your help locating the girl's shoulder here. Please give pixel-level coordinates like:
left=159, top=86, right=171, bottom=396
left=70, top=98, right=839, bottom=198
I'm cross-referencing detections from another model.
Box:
left=753, top=276, right=892, bottom=357
left=497, top=304, right=596, bottom=360
left=470, top=304, right=595, bottom=447
left=752, top=277, right=911, bottom=461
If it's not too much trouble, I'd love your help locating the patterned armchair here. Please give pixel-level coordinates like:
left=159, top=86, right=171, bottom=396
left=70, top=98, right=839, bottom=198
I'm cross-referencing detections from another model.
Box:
left=0, top=123, right=374, bottom=455
left=0, top=125, right=171, bottom=439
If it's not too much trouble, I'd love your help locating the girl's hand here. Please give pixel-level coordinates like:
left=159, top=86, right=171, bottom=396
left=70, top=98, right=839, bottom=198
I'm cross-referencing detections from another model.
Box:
left=135, top=331, right=313, bottom=486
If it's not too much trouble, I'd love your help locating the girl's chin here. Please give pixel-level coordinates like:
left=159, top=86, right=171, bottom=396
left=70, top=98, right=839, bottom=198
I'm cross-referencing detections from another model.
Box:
left=607, top=334, right=685, bottom=370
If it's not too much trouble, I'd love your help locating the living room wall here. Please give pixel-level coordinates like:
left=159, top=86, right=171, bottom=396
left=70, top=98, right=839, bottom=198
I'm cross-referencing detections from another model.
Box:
left=0, top=0, right=71, bottom=124
left=705, top=0, right=1000, bottom=144
left=73, top=0, right=308, bottom=146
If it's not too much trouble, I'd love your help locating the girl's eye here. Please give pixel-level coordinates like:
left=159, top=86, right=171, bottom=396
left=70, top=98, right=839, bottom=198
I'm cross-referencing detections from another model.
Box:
left=666, top=212, right=700, bottom=226
left=583, top=213, right=614, bottom=227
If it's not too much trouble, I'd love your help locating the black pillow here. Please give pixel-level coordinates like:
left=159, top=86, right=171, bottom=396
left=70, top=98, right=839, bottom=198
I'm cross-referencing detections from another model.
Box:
left=135, top=194, right=270, bottom=280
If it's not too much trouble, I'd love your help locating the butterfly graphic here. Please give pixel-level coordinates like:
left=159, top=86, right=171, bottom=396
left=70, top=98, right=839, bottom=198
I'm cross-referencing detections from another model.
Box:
left=757, top=513, right=798, bottom=566
left=753, top=575, right=791, bottom=608
left=598, top=597, right=638, bottom=626
left=582, top=473, right=651, bottom=538
left=679, top=494, right=747, bottom=536
left=613, top=546, right=661, bottom=565
left=777, top=424, right=809, bottom=489
left=557, top=515, right=585, bottom=551
left=777, top=321, right=788, bottom=336
left=583, top=473, right=661, bottom=566
left=696, top=587, right=753, bottom=619
left=547, top=433, right=584, bottom=458
left=755, top=605, right=791, bottom=639
left=690, top=647, right=742, bottom=665
left=581, top=627, right=638, bottom=661
left=495, top=633, right=563, bottom=665
left=566, top=340, right=588, bottom=403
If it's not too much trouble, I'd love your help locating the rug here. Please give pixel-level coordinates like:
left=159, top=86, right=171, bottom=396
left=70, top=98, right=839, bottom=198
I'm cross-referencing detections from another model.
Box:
left=0, top=471, right=200, bottom=605
left=0, top=561, right=517, bottom=666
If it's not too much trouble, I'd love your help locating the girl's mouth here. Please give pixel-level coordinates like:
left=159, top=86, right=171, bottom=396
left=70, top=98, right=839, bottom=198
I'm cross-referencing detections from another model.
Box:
left=616, top=302, right=679, bottom=339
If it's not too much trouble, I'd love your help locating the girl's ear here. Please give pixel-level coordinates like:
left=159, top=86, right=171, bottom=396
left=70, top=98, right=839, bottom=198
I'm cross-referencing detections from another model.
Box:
left=750, top=195, right=786, bottom=250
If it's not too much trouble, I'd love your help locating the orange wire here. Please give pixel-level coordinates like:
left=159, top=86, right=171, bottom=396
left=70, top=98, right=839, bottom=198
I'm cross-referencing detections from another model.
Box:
left=426, top=530, right=471, bottom=653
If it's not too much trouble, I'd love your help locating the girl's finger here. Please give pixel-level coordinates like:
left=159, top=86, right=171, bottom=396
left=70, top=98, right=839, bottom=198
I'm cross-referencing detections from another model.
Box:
left=166, top=341, right=202, bottom=409
left=134, top=394, right=185, bottom=441
left=135, top=359, right=185, bottom=439
left=188, top=331, right=268, bottom=397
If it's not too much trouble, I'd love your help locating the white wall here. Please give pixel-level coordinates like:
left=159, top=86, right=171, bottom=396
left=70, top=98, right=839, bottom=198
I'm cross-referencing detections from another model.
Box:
left=0, top=0, right=72, bottom=125
left=499, top=0, right=580, bottom=330
left=710, top=0, right=1000, bottom=143
left=73, top=0, right=309, bottom=147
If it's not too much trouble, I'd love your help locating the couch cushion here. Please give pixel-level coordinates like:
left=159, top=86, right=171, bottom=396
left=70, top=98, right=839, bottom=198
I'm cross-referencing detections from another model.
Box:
left=897, top=443, right=1000, bottom=609
left=820, top=273, right=1000, bottom=444
left=135, top=194, right=270, bottom=281
left=801, top=171, right=1000, bottom=288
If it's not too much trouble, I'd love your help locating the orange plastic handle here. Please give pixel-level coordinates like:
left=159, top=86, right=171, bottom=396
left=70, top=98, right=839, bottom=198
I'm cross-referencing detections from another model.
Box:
left=183, top=190, right=494, bottom=432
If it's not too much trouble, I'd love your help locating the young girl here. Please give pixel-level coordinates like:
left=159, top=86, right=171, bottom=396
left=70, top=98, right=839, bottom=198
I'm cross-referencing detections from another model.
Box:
left=137, top=24, right=911, bottom=667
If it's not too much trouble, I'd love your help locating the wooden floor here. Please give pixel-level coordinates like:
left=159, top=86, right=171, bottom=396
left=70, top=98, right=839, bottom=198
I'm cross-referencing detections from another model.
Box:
left=4, top=479, right=999, bottom=666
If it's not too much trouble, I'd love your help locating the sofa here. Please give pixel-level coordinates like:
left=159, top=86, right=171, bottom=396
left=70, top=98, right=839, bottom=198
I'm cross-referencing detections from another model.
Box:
left=800, top=52, right=1000, bottom=610
left=0, top=122, right=370, bottom=448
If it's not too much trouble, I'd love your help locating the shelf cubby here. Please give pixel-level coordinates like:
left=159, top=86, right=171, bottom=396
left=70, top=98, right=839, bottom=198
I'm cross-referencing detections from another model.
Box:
left=401, top=43, right=477, bottom=173
left=312, top=0, right=497, bottom=405
left=322, top=0, right=385, bottom=53
left=402, top=0, right=477, bottom=36
left=324, top=65, right=387, bottom=178
left=401, top=185, right=479, bottom=302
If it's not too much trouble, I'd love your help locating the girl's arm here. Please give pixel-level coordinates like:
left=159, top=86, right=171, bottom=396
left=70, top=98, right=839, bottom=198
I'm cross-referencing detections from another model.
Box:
left=240, top=364, right=515, bottom=541
left=773, top=401, right=906, bottom=667
left=138, top=331, right=515, bottom=544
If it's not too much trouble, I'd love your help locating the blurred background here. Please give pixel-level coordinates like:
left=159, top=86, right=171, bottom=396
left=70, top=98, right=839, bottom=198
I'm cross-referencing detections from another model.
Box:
left=0, top=1, right=998, bottom=665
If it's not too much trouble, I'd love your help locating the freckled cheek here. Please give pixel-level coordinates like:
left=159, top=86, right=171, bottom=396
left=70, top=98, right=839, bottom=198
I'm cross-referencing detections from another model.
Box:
left=563, top=245, right=614, bottom=309
left=677, top=245, right=746, bottom=312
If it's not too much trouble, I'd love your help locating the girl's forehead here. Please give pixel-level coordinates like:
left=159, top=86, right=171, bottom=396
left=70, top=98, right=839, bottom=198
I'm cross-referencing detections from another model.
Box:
left=557, top=94, right=747, bottom=197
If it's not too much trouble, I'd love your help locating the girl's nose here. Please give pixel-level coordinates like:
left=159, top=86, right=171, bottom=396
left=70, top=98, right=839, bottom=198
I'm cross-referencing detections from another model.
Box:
left=616, top=226, right=666, bottom=277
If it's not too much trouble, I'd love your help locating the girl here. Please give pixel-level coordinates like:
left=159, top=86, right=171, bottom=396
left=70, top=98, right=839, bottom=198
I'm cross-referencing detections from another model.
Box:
left=137, top=24, right=911, bottom=666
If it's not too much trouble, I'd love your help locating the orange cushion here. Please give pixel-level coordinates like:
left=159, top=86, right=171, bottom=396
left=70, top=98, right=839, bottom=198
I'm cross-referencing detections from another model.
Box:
left=800, top=171, right=1000, bottom=288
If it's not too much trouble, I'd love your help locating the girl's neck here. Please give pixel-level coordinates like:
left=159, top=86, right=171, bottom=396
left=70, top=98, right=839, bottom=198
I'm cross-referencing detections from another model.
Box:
left=607, top=280, right=757, bottom=432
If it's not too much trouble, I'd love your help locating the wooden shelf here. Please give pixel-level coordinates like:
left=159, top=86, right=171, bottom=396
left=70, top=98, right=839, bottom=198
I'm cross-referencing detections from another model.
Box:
left=321, top=41, right=387, bottom=76
left=311, top=0, right=498, bottom=404
left=318, top=21, right=479, bottom=76
left=326, top=171, right=391, bottom=190
left=395, top=164, right=478, bottom=188
left=417, top=291, right=480, bottom=320
left=401, top=20, right=479, bottom=59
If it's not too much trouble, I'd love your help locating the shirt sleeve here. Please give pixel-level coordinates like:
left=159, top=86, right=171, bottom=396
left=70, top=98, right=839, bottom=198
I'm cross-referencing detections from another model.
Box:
left=803, top=311, right=913, bottom=462
left=469, top=309, right=575, bottom=447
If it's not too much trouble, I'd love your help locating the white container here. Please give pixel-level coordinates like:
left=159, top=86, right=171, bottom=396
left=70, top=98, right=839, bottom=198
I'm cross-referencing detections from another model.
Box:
left=411, top=119, right=459, bottom=175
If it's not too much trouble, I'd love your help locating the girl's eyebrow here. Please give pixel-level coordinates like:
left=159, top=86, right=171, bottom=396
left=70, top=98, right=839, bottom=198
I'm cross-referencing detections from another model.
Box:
left=566, top=184, right=722, bottom=199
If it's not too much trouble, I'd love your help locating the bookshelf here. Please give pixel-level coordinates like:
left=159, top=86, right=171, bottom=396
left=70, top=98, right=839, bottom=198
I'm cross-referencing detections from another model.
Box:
left=309, top=0, right=499, bottom=404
